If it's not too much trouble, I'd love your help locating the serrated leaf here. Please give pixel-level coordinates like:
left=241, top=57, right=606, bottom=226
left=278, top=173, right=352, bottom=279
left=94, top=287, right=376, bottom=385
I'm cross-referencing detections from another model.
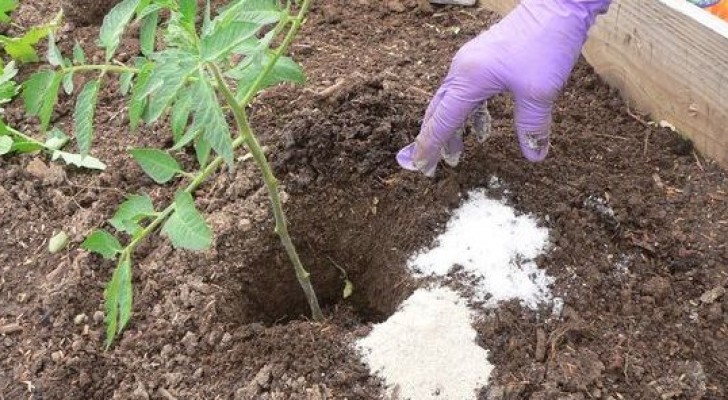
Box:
left=109, top=194, right=156, bottom=236
left=48, top=231, right=69, bottom=254
left=104, top=254, right=133, bottom=348
left=99, top=0, right=140, bottom=61
left=11, top=140, right=43, bottom=153
left=0, top=0, right=18, bottom=23
left=213, top=0, right=280, bottom=28
left=188, top=78, right=233, bottom=165
left=201, top=21, right=258, bottom=62
left=140, top=50, right=198, bottom=124
left=82, top=229, right=123, bottom=260
left=171, top=91, right=192, bottom=143
left=22, top=70, right=61, bottom=132
left=232, top=56, right=305, bottom=100
left=202, top=0, right=212, bottom=36
left=194, top=135, right=211, bottom=167
left=44, top=128, right=69, bottom=150
left=0, top=135, right=12, bottom=154
left=119, top=72, right=133, bottom=95
left=135, top=3, right=163, bottom=21
left=139, top=10, right=158, bottom=56
left=0, top=23, right=54, bottom=62
left=73, top=80, right=100, bottom=156
left=130, top=148, right=182, bottom=184
left=46, top=33, right=63, bottom=67
left=0, top=61, right=18, bottom=84
left=129, top=60, right=154, bottom=131
left=51, top=151, right=107, bottom=170
left=62, top=72, right=74, bottom=94
left=179, top=0, right=197, bottom=27
left=162, top=192, right=212, bottom=251
left=72, top=41, right=86, bottom=64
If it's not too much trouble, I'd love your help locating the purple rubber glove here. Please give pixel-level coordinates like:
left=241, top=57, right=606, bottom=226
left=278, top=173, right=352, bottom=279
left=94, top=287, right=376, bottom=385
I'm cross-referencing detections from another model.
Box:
left=397, top=0, right=612, bottom=176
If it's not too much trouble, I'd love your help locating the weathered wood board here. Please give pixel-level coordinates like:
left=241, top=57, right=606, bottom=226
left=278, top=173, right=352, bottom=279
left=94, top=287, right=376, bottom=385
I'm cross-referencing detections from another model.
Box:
left=478, top=0, right=728, bottom=168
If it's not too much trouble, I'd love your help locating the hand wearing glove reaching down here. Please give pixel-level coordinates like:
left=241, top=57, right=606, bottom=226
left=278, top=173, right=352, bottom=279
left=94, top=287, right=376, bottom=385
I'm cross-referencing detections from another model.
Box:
left=397, top=0, right=613, bottom=176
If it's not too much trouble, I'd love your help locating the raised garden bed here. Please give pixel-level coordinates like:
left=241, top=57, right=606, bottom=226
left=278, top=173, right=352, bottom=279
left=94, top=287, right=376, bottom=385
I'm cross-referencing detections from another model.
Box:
left=1, top=1, right=727, bottom=399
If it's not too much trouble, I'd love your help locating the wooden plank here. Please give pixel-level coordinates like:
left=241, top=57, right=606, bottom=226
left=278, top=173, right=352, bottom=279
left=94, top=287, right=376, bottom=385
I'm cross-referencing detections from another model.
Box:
left=477, top=0, right=728, bottom=168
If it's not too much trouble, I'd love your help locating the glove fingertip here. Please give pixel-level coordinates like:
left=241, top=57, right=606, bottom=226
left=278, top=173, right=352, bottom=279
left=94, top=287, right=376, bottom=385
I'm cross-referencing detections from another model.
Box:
left=396, top=143, right=419, bottom=171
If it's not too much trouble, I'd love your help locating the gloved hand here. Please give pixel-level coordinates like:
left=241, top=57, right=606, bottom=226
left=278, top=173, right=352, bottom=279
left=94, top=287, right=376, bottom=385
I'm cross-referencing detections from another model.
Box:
left=397, top=0, right=612, bottom=177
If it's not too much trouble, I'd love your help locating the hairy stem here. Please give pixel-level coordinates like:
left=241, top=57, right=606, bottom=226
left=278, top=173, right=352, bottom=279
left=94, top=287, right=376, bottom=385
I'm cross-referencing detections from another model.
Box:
left=210, top=62, right=323, bottom=321
left=60, top=64, right=139, bottom=75
left=6, top=126, right=46, bottom=147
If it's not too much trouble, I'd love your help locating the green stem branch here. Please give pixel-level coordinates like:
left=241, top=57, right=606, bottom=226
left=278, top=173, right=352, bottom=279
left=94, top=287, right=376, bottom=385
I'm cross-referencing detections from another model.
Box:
left=60, top=64, right=139, bottom=75
left=6, top=126, right=45, bottom=146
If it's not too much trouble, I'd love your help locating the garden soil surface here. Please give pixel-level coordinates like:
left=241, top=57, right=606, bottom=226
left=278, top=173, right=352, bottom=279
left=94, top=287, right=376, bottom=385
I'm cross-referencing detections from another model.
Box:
left=2, top=0, right=728, bottom=399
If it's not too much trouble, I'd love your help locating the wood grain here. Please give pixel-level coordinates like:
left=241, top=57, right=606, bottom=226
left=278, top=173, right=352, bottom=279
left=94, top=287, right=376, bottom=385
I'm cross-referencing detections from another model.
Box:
left=478, top=0, right=728, bottom=168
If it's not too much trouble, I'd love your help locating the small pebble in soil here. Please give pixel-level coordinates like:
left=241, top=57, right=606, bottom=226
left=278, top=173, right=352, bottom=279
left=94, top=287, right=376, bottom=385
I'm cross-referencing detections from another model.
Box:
left=92, top=311, right=104, bottom=324
left=74, top=314, right=87, bottom=325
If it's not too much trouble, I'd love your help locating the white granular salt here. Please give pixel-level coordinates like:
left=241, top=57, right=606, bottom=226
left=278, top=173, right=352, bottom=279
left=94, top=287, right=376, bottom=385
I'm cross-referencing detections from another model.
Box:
left=356, top=287, right=493, bottom=400
left=407, top=189, right=552, bottom=308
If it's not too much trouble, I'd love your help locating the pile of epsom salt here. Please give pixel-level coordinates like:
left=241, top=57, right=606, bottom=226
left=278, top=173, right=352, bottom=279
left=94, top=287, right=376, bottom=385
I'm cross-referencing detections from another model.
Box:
left=356, top=188, right=553, bottom=400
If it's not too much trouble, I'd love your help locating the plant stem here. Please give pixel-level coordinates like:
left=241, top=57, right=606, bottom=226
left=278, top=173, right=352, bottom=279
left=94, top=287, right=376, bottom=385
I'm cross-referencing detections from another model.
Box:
left=61, top=64, right=139, bottom=75
left=239, top=0, right=311, bottom=107
left=6, top=126, right=45, bottom=146
left=118, top=0, right=322, bottom=322
left=210, top=62, right=323, bottom=321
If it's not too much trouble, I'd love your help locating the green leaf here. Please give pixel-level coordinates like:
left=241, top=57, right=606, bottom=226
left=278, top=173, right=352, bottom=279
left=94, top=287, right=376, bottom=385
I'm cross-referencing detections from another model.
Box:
left=170, top=91, right=192, bottom=143
left=202, top=0, right=212, bottom=36
left=46, top=33, right=64, bottom=67
left=51, top=151, right=107, bottom=170
left=44, top=128, right=69, bottom=150
left=0, top=135, right=12, bottom=155
left=129, top=60, right=154, bottom=131
left=200, top=21, right=258, bottom=62
left=162, top=192, right=212, bottom=251
left=213, top=0, right=280, bottom=28
left=109, top=194, right=155, bottom=236
left=188, top=78, right=233, bottom=165
left=11, top=140, right=43, bottom=153
left=232, top=56, right=305, bottom=99
left=194, top=135, right=211, bottom=167
left=0, top=22, right=55, bottom=63
left=48, top=231, right=69, bottom=254
left=0, top=62, right=18, bottom=103
left=104, top=254, right=133, bottom=348
left=22, top=70, right=61, bottom=132
left=62, top=72, right=74, bottom=95
left=82, top=229, right=123, bottom=260
left=73, top=80, right=100, bottom=156
left=130, top=148, right=182, bottom=184
left=99, top=0, right=140, bottom=61
left=140, top=50, right=198, bottom=124
left=179, top=0, right=197, bottom=27
left=72, top=42, right=86, bottom=64
left=139, top=10, right=158, bottom=56
left=0, top=0, right=18, bottom=23
left=119, top=72, right=133, bottom=95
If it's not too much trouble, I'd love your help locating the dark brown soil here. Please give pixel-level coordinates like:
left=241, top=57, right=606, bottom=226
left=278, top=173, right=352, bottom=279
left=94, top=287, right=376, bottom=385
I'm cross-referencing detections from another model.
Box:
left=2, top=1, right=727, bottom=399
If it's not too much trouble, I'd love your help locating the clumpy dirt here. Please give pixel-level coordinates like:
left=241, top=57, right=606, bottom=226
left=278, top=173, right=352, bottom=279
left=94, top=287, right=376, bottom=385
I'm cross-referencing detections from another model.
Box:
left=1, top=0, right=727, bottom=399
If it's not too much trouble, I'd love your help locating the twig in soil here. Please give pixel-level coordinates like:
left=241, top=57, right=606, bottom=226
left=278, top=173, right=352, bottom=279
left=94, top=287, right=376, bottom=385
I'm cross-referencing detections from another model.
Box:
left=693, top=150, right=705, bottom=172
left=593, top=133, right=629, bottom=141
left=643, top=130, right=651, bottom=156
left=0, top=323, right=22, bottom=334
left=626, top=106, right=650, bottom=127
